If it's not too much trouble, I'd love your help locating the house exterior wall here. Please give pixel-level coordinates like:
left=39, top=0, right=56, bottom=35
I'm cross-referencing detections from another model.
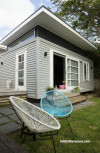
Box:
left=35, top=26, right=88, bottom=57
left=37, top=37, right=94, bottom=99
left=0, top=38, right=37, bottom=99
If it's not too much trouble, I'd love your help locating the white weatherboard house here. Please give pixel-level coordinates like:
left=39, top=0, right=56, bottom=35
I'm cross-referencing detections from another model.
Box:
left=0, top=6, right=97, bottom=99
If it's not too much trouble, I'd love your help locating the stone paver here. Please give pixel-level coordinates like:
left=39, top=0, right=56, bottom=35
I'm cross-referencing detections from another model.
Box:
left=0, top=107, right=14, bottom=115
left=9, top=113, right=19, bottom=120
left=0, top=114, right=3, bottom=118
left=9, top=114, right=21, bottom=124
left=0, top=105, right=21, bottom=134
left=73, top=101, right=94, bottom=111
left=0, top=117, right=10, bottom=124
left=0, top=122, right=21, bottom=134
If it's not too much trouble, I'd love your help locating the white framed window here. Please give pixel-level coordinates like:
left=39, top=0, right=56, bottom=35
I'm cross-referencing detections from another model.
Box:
left=83, top=62, right=89, bottom=81
left=15, top=50, right=26, bottom=90
left=67, top=59, right=79, bottom=86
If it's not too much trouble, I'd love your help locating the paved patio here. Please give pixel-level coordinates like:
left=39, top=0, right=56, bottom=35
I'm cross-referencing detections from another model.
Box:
left=0, top=100, right=94, bottom=134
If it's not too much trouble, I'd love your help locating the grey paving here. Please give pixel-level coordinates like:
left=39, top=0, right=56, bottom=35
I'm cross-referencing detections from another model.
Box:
left=9, top=114, right=21, bottom=124
left=0, top=107, right=14, bottom=115
left=0, top=117, right=10, bottom=124
left=0, top=114, right=3, bottom=118
left=0, top=122, right=21, bottom=134
left=0, top=105, right=21, bottom=134
left=73, top=101, right=94, bottom=111
left=9, top=113, right=19, bottom=121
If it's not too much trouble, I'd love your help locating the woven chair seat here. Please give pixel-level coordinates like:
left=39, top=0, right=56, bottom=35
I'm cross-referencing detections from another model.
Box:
left=9, top=96, right=61, bottom=133
left=40, top=90, right=73, bottom=117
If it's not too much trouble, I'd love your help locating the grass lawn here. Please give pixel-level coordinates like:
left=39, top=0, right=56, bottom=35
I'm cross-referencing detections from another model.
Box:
left=10, top=97, right=100, bottom=153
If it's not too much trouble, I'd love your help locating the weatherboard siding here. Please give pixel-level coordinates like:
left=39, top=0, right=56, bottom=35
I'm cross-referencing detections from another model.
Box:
left=37, top=37, right=94, bottom=98
left=0, top=38, right=37, bottom=99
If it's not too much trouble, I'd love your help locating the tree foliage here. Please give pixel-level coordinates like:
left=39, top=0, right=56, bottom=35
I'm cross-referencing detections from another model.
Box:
left=50, top=0, right=100, bottom=40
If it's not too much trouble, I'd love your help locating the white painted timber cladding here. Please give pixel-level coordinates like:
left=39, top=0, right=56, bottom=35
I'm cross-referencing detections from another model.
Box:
left=38, top=37, right=94, bottom=98
left=0, top=38, right=37, bottom=98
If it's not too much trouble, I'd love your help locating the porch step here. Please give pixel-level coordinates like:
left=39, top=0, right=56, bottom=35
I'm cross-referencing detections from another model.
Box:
left=63, top=92, right=80, bottom=98
left=0, top=91, right=27, bottom=106
left=69, top=95, right=86, bottom=104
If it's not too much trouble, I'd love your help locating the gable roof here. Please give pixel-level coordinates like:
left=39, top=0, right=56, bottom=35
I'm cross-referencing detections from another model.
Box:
left=0, top=6, right=97, bottom=51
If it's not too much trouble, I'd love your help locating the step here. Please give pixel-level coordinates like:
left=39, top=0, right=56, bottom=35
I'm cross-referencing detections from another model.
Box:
left=0, top=95, right=27, bottom=101
left=69, top=95, right=86, bottom=104
left=0, top=94, right=27, bottom=106
left=64, top=92, right=80, bottom=98
left=0, top=91, right=27, bottom=97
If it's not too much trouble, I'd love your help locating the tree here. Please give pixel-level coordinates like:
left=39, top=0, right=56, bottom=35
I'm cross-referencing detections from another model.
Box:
left=50, top=0, right=100, bottom=41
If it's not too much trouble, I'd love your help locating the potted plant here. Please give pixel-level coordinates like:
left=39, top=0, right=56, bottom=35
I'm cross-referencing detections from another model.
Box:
left=47, top=87, right=54, bottom=91
left=74, top=87, right=80, bottom=93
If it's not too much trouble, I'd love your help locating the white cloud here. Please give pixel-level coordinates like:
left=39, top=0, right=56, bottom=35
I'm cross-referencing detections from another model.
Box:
left=0, top=0, right=35, bottom=29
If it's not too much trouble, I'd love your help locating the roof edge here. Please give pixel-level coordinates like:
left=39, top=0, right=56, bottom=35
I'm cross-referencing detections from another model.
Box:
left=0, top=6, right=97, bottom=51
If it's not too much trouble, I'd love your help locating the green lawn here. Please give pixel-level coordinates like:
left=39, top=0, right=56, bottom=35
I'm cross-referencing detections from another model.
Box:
left=10, top=97, right=100, bottom=153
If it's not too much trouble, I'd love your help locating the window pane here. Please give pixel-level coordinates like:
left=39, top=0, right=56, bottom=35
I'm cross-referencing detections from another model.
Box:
left=68, top=73, right=78, bottom=79
left=71, top=67, right=78, bottom=73
left=18, top=79, right=24, bottom=86
left=71, top=60, right=78, bottom=67
left=21, top=31, right=34, bottom=42
left=19, top=55, right=21, bottom=62
left=21, top=54, right=24, bottom=61
left=18, top=62, right=24, bottom=70
left=18, top=54, right=24, bottom=62
left=71, top=80, right=78, bottom=86
left=18, top=71, right=24, bottom=78
left=84, top=63, right=86, bottom=80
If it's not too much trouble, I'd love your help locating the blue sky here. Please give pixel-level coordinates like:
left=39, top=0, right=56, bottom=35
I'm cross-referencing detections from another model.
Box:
left=0, top=0, right=55, bottom=41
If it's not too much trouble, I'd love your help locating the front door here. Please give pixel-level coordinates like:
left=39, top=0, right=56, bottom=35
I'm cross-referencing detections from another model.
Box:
left=16, top=50, right=26, bottom=90
left=54, top=54, right=66, bottom=89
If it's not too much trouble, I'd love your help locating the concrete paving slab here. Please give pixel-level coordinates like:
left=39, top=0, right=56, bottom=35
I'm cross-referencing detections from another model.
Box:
left=0, top=122, right=21, bottom=134
left=0, top=113, right=3, bottom=118
left=9, top=114, right=21, bottom=124
left=0, top=117, right=10, bottom=125
left=9, top=114, right=19, bottom=120
left=73, top=101, right=94, bottom=111
left=0, top=107, right=14, bottom=115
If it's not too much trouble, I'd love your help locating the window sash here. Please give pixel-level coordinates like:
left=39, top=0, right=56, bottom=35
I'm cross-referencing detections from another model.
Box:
left=67, top=59, right=78, bottom=86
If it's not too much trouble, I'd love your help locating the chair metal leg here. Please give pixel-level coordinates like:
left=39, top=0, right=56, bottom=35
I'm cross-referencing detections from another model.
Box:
left=33, top=133, right=36, bottom=141
left=66, top=117, right=73, bottom=133
left=21, top=134, right=27, bottom=146
left=20, top=122, right=24, bottom=138
left=21, top=128, right=28, bottom=145
left=51, top=135, right=56, bottom=153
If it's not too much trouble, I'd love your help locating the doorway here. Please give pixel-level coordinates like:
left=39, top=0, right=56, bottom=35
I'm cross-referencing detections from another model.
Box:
left=54, top=54, right=65, bottom=88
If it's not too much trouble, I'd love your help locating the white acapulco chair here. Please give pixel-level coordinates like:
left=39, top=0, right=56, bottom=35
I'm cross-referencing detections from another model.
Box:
left=9, top=96, right=61, bottom=153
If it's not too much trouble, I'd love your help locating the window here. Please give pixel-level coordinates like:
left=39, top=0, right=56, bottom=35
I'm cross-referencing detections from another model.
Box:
left=67, top=59, right=78, bottom=86
left=18, top=54, right=24, bottom=86
left=83, top=62, right=89, bottom=81
left=8, top=29, right=34, bottom=49
left=16, top=50, right=26, bottom=90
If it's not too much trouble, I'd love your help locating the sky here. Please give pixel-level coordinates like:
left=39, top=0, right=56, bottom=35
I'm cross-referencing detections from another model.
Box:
left=0, top=0, right=54, bottom=41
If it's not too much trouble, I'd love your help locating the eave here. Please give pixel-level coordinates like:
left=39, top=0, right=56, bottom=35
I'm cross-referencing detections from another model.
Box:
left=0, top=6, right=97, bottom=51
